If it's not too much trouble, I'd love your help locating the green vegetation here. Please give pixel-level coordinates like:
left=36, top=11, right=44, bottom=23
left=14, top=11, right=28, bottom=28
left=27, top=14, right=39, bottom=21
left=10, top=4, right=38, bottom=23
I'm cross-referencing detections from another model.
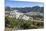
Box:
left=5, top=16, right=44, bottom=29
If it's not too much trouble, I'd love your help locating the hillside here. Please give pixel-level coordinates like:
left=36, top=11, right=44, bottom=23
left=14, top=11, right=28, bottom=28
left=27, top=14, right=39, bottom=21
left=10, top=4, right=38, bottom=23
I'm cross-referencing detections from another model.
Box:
left=5, top=6, right=44, bottom=13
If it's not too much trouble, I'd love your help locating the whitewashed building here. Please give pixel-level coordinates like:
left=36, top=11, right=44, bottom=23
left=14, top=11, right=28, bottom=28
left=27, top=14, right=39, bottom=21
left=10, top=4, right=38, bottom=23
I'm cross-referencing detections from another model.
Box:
left=22, top=15, right=30, bottom=20
left=5, top=11, right=10, bottom=16
left=9, top=10, right=24, bottom=19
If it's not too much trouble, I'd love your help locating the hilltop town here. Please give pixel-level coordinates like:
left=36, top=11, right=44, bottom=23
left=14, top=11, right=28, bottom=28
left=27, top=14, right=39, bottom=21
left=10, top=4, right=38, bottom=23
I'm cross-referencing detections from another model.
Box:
left=5, top=9, right=43, bottom=21
left=5, top=7, right=44, bottom=31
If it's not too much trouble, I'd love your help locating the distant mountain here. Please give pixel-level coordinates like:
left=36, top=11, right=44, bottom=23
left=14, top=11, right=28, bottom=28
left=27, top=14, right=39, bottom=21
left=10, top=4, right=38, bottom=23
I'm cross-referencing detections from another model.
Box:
left=15, top=6, right=44, bottom=13
left=5, top=7, right=13, bottom=11
left=31, top=6, right=44, bottom=13
left=5, top=6, right=44, bottom=13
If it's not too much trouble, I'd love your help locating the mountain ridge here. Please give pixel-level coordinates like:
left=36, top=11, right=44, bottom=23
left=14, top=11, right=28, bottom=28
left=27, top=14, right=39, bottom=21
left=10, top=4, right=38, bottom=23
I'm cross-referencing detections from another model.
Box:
left=5, top=6, right=44, bottom=13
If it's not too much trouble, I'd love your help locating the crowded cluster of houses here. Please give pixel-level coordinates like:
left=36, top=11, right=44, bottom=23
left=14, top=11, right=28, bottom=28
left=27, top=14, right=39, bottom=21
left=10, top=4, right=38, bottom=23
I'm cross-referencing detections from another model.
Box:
left=5, top=10, right=33, bottom=20
left=5, top=10, right=43, bottom=22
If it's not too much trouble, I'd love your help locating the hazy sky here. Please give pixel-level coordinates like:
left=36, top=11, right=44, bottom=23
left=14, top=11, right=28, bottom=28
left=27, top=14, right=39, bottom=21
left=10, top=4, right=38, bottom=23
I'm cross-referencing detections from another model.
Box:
left=5, top=0, right=44, bottom=8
